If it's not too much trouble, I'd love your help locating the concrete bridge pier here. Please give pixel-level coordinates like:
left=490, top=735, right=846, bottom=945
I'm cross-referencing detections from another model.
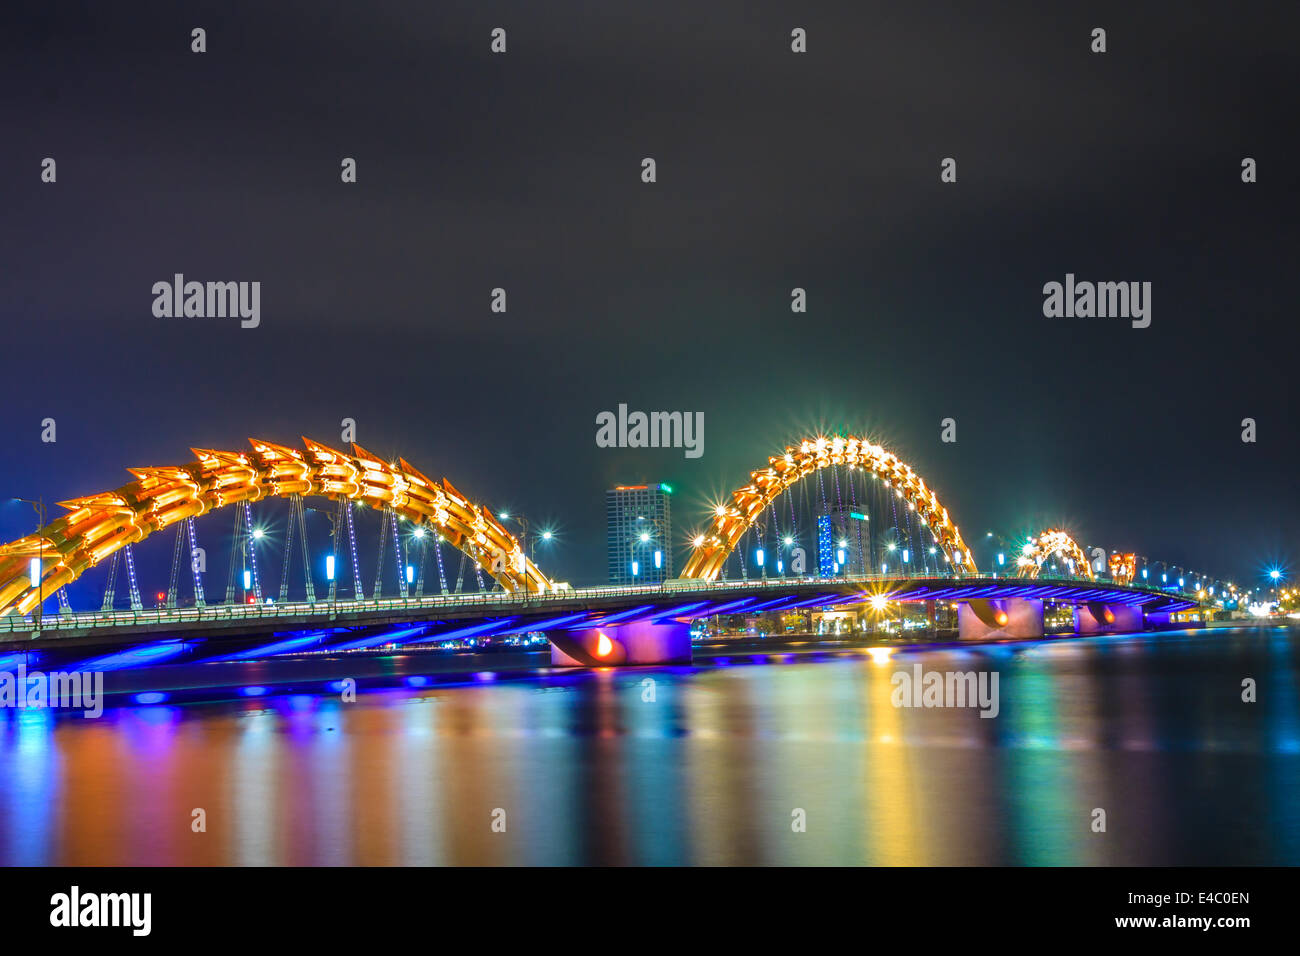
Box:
left=957, top=597, right=1044, bottom=640
left=549, top=619, right=692, bottom=667
left=1074, top=603, right=1144, bottom=635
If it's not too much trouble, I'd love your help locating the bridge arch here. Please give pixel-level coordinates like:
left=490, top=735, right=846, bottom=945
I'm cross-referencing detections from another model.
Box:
left=680, top=434, right=976, bottom=580
left=1015, top=529, right=1094, bottom=580
left=0, top=438, right=553, bottom=617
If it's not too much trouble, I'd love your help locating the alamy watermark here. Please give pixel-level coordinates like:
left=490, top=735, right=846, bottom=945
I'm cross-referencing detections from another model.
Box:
left=1042, top=273, right=1150, bottom=328
left=50, top=886, right=151, bottom=936
left=891, top=663, right=999, bottom=718
left=1, top=663, right=104, bottom=718
left=152, top=274, right=260, bottom=328
left=596, top=404, right=703, bottom=459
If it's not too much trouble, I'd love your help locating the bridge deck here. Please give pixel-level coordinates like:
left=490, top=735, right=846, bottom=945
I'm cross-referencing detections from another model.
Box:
left=1, top=574, right=1201, bottom=669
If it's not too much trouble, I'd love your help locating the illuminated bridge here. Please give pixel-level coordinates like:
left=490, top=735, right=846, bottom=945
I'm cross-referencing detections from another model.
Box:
left=0, top=435, right=1214, bottom=670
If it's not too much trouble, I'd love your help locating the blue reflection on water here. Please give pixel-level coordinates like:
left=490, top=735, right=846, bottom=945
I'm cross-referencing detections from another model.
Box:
left=0, top=624, right=1296, bottom=865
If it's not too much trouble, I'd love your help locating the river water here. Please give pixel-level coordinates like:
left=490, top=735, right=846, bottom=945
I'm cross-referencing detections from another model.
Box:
left=1, top=624, right=1296, bottom=865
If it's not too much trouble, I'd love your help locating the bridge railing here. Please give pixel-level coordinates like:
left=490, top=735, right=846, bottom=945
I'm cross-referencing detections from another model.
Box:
left=0, top=571, right=1191, bottom=637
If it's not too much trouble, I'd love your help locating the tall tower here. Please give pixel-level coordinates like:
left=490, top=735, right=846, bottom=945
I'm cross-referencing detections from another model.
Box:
left=606, top=484, right=673, bottom=585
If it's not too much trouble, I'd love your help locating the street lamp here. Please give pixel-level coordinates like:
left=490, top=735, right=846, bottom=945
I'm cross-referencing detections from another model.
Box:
left=498, top=512, right=558, bottom=600
left=498, top=512, right=534, bottom=561
left=631, top=514, right=670, bottom=585
left=13, top=497, right=46, bottom=630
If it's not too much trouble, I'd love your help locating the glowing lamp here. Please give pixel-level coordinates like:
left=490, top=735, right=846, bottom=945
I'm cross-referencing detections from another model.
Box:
left=595, top=632, right=613, bottom=658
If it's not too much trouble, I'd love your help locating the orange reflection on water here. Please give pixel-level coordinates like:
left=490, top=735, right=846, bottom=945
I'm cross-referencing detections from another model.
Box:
left=2, top=626, right=1295, bottom=866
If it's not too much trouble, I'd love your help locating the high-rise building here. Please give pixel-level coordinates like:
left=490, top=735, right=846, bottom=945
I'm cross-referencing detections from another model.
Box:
left=817, top=507, right=871, bottom=576
left=606, top=484, right=673, bottom=585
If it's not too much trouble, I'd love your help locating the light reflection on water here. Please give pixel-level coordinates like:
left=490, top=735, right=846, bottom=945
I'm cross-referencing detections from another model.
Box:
left=0, top=625, right=1296, bottom=865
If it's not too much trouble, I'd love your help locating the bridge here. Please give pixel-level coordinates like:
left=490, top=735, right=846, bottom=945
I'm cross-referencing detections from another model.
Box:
left=0, top=434, right=1216, bottom=671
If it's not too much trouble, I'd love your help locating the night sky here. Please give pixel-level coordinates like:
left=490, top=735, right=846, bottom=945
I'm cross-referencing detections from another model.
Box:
left=1, top=1, right=1297, bottom=592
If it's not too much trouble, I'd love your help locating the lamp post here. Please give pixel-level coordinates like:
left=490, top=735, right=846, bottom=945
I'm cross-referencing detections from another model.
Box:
left=748, top=518, right=768, bottom=579
left=498, top=512, right=533, bottom=604
left=307, top=504, right=341, bottom=615
left=632, top=514, right=669, bottom=586
left=14, top=497, right=46, bottom=631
